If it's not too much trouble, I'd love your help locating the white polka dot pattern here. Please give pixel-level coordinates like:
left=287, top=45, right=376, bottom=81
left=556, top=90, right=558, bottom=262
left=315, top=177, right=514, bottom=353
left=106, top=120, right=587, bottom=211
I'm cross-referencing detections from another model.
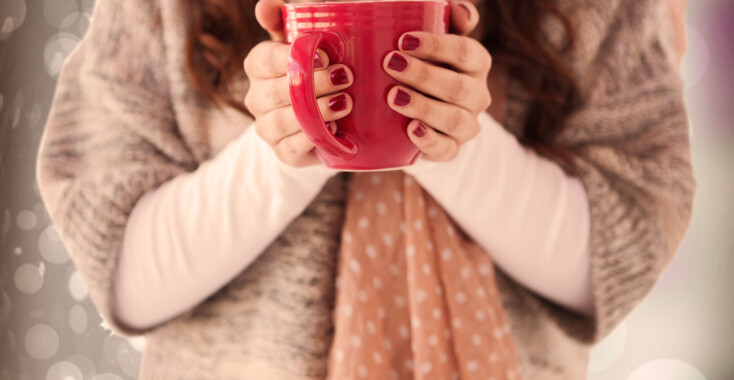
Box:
left=327, top=172, right=521, bottom=379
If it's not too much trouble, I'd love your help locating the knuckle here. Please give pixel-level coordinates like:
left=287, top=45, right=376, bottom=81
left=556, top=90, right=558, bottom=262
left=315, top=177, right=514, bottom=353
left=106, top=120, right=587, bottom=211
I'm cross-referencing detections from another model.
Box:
left=484, top=49, right=493, bottom=72
left=456, top=38, right=471, bottom=64
left=483, top=91, right=493, bottom=110
left=271, top=109, right=289, bottom=138
left=418, top=98, right=433, bottom=120
left=413, top=62, right=431, bottom=84
left=449, top=75, right=470, bottom=103
left=266, top=79, right=285, bottom=107
left=444, top=145, right=459, bottom=161
left=468, top=119, right=481, bottom=140
left=445, top=109, right=465, bottom=136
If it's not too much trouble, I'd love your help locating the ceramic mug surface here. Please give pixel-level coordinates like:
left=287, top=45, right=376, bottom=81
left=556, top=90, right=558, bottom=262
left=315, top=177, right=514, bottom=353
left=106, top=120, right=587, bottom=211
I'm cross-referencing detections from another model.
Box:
left=283, top=0, right=451, bottom=171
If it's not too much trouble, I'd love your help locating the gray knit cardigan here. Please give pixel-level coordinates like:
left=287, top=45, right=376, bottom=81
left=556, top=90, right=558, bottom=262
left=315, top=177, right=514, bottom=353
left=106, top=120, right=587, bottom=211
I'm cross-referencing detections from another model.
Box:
left=36, top=0, right=696, bottom=379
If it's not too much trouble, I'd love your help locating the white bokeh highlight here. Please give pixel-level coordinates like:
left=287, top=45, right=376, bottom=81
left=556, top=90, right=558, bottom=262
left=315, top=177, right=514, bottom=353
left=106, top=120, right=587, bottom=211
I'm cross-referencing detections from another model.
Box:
left=0, top=0, right=27, bottom=41
left=588, top=321, right=628, bottom=374
left=627, top=359, right=707, bottom=380
left=44, top=33, right=80, bottom=77
left=15, top=263, right=44, bottom=294
left=16, top=210, right=37, bottom=231
left=681, top=25, right=709, bottom=89
left=25, top=324, right=60, bottom=360
left=68, top=271, right=88, bottom=301
left=69, top=305, right=88, bottom=334
left=46, top=361, right=83, bottom=380
left=39, top=226, right=70, bottom=264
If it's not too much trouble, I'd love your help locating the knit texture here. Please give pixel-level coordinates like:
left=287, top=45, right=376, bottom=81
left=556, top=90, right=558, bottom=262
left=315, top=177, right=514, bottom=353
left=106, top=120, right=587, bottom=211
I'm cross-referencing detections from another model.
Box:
left=35, top=0, right=695, bottom=379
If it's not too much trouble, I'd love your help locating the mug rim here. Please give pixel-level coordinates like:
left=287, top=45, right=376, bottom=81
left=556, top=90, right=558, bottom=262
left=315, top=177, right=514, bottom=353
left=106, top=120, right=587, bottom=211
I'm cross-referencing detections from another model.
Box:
left=283, top=0, right=449, bottom=8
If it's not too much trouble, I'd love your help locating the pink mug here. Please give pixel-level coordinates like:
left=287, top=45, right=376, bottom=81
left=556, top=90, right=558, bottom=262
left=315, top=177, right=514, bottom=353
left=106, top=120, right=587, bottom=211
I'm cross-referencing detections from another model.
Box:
left=282, top=1, right=451, bottom=171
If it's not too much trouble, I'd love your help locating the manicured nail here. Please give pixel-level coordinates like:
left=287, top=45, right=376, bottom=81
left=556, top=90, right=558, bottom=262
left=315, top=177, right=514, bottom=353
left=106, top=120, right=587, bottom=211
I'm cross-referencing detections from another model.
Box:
left=314, top=54, right=324, bottom=68
left=328, top=94, right=347, bottom=111
left=401, top=34, right=421, bottom=51
left=412, top=123, right=427, bottom=137
left=458, top=4, right=471, bottom=20
left=330, top=67, right=349, bottom=85
left=394, top=89, right=411, bottom=106
left=388, top=53, right=408, bottom=72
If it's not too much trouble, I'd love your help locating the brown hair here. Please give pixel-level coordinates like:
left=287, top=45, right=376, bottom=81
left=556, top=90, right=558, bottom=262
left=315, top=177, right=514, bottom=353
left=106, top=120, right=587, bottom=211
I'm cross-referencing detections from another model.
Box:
left=185, top=0, right=580, bottom=173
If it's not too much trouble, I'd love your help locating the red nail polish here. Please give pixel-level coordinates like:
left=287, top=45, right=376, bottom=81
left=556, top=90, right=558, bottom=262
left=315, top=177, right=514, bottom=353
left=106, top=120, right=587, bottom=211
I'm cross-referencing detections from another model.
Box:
left=458, top=4, right=471, bottom=19
left=388, top=53, right=408, bottom=72
left=328, top=94, right=347, bottom=111
left=314, top=54, right=324, bottom=68
left=401, top=34, right=421, bottom=51
left=330, top=68, right=349, bottom=85
left=413, top=123, right=427, bottom=137
left=394, top=89, right=411, bottom=106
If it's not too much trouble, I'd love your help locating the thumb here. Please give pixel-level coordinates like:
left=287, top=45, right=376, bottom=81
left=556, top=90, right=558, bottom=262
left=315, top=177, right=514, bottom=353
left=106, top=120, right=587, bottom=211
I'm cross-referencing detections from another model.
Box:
left=255, top=0, right=286, bottom=41
left=450, top=1, right=479, bottom=37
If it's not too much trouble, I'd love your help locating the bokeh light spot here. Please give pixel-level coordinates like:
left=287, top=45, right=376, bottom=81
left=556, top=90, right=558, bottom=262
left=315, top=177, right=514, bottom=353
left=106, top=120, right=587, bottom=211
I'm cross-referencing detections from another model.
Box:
left=39, top=226, right=70, bottom=264
left=46, top=361, right=83, bottom=380
left=44, top=33, right=80, bottom=77
left=25, top=324, right=60, bottom=360
left=588, top=322, right=628, bottom=374
left=68, top=271, right=88, bottom=301
left=682, top=25, right=709, bottom=89
left=15, top=264, right=44, bottom=294
left=0, top=0, right=27, bottom=41
left=16, top=210, right=37, bottom=231
left=627, top=359, right=707, bottom=380
left=69, top=305, right=88, bottom=334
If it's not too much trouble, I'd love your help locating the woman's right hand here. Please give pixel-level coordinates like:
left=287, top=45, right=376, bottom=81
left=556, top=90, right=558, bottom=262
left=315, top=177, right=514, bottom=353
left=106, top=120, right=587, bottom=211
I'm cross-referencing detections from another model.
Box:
left=244, top=1, right=355, bottom=168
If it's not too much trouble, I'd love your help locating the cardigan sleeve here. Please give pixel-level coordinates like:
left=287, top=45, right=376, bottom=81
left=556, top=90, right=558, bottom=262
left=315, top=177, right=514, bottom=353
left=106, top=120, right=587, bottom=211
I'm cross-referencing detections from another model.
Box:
left=522, top=0, right=696, bottom=344
left=35, top=0, right=198, bottom=337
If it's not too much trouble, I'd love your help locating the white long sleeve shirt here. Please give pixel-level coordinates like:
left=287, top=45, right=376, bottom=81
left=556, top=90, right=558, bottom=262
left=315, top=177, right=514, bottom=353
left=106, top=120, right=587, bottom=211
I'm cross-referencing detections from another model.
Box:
left=113, top=113, right=593, bottom=330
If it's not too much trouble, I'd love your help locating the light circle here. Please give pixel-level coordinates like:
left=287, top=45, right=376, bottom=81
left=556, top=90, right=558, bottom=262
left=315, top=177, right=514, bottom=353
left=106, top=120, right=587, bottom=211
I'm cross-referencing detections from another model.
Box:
left=69, top=305, right=88, bottom=334
left=681, top=25, right=709, bottom=89
left=588, top=322, right=628, bottom=374
left=46, top=361, right=83, bottom=380
left=25, top=324, right=60, bottom=360
left=627, top=359, right=706, bottom=380
left=15, top=264, right=43, bottom=294
left=68, top=271, right=88, bottom=301
left=16, top=210, right=37, bottom=231
left=39, top=226, right=70, bottom=264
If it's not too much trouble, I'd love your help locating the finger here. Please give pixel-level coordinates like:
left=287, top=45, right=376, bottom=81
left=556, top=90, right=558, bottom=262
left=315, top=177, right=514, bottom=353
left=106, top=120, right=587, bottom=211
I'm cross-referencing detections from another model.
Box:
left=386, top=86, right=479, bottom=144
left=397, top=32, right=491, bottom=74
left=273, top=134, right=324, bottom=167
left=255, top=93, right=353, bottom=146
left=405, top=120, right=460, bottom=162
left=245, top=64, right=353, bottom=115
left=245, top=42, right=330, bottom=79
left=449, top=1, right=479, bottom=36
left=383, top=52, right=491, bottom=112
left=255, top=0, right=286, bottom=41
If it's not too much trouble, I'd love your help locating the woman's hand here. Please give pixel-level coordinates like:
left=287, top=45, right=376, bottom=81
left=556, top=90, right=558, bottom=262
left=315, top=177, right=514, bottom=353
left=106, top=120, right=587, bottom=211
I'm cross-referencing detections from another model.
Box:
left=383, top=1, right=491, bottom=162
left=244, top=0, right=355, bottom=167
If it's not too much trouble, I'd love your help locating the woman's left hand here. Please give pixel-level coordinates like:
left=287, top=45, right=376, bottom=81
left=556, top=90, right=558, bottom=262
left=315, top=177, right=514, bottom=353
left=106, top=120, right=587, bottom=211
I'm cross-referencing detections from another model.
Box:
left=383, top=1, right=491, bottom=162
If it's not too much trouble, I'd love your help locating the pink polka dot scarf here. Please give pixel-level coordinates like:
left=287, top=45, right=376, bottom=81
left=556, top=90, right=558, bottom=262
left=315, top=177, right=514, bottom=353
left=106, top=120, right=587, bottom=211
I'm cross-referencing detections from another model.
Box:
left=326, top=171, right=522, bottom=379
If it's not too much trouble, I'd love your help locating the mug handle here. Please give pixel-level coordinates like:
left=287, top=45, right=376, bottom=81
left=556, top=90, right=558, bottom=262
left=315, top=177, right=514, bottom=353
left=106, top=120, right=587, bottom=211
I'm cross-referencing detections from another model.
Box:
left=288, top=30, right=358, bottom=159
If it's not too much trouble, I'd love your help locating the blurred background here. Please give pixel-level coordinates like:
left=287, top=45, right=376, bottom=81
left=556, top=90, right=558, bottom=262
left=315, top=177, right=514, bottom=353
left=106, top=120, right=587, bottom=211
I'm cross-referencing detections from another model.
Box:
left=0, top=0, right=732, bottom=379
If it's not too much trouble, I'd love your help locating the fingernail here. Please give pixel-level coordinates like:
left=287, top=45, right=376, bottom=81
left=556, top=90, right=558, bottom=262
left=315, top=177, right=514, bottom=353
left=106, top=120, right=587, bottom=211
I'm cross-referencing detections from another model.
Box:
left=314, top=54, right=324, bottom=68
left=328, top=94, right=347, bottom=111
left=458, top=4, right=471, bottom=20
left=330, top=67, right=349, bottom=85
left=412, top=123, right=427, bottom=138
left=388, top=53, right=408, bottom=72
left=394, top=89, right=411, bottom=106
left=401, top=34, right=421, bottom=51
